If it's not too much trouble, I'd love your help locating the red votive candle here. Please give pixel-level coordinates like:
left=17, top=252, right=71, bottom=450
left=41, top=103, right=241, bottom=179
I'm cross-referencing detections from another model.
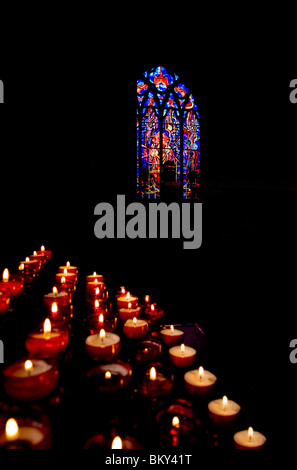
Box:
left=134, top=338, right=162, bottom=362
left=86, top=361, right=132, bottom=393
left=118, top=302, right=142, bottom=322
left=86, top=272, right=104, bottom=284
left=86, top=286, right=108, bottom=310
left=169, top=344, right=196, bottom=368
left=25, top=318, right=69, bottom=358
left=160, top=325, right=184, bottom=346
left=208, top=396, right=241, bottom=426
left=144, top=303, right=164, bottom=323
left=123, top=318, right=149, bottom=340
left=87, top=311, right=118, bottom=333
left=117, top=292, right=138, bottom=309
left=29, top=251, right=47, bottom=265
left=116, top=286, right=128, bottom=298
left=3, top=358, right=59, bottom=401
left=85, top=329, right=121, bottom=361
left=0, top=287, right=10, bottom=314
left=0, top=269, right=24, bottom=298
left=0, top=415, right=52, bottom=449
left=84, top=434, right=143, bottom=450
left=56, top=276, right=74, bottom=295
left=36, top=245, right=52, bottom=260
left=137, top=365, right=173, bottom=399
left=58, top=261, right=77, bottom=274
left=43, top=287, right=70, bottom=312
left=18, top=257, right=41, bottom=274
left=55, top=270, right=76, bottom=287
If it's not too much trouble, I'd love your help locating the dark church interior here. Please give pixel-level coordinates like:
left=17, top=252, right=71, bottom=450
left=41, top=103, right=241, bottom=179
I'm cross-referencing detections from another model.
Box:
left=0, top=48, right=296, bottom=458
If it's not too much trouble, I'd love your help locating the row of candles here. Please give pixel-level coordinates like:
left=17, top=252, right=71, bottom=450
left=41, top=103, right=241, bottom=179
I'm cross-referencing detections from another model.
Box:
left=0, top=247, right=266, bottom=450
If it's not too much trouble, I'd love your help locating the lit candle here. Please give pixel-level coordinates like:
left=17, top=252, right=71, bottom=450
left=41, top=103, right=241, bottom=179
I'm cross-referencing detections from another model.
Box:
left=25, top=318, right=69, bottom=358
left=144, top=303, right=164, bottom=323
left=55, top=269, right=76, bottom=287
left=85, top=329, right=121, bottom=361
left=0, top=269, right=24, bottom=297
left=137, top=365, right=173, bottom=399
left=86, top=361, right=132, bottom=393
left=160, top=325, right=184, bottom=346
left=208, top=396, right=241, bottom=426
left=43, top=287, right=70, bottom=313
left=233, top=427, right=266, bottom=449
left=3, top=358, right=59, bottom=401
left=134, top=338, right=162, bottom=362
left=86, top=272, right=104, bottom=283
left=184, top=367, right=217, bottom=396
left=87, top=308, right=117, bottom=333
left=29, top=251, right=47, bottom=265
left=58, top=261, right=78, bottom=274
left=117, top=292, right=138, bottom=309
left=0, top=418, right=49, bottom=449
left=118, top=300, right=142, bottom=322
left=123, top=317, right=149, bottom=339
left=84, top=432, right=143, bottom=449
left=18, top=257, right=41, bottom=274
left=169, top=343, right=196, bottom=368
left=36, top=245, right=52, bottom=260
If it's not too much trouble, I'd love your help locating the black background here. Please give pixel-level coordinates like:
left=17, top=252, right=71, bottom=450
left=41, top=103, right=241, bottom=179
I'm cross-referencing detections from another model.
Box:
left=0, top=30, right=297, bottom=458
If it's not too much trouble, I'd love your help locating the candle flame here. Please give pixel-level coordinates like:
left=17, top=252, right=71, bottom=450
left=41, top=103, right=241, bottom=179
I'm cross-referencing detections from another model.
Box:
left=150, top=366, right=157, bottom=381
left=61, top=276, right=66, bottom=284
left=99, top=313, right=104, bottom=324
left=99, top=329, right=106, bottom=341
left=133, top=317, right=137, bottom=326
left=111, top=436, right=122, bottom=449
left=66, top=261, right=70, bottom=267
left=3, top=268, right=9, bottom=282
left=93, top=271, right=97, bottom=276
left=52, top=286, right=58, bottom=295
left=126, top=292, right=130, bottom=300
left=95, top=299, right=100, bottom=309
left=145, top=295, right=150, bottom=302
left=172, top=416, right=180, bottom=429
left=198, top=366, right=204, bottom=380
left=121, top=287, right=125, bottom=294
left=151, top=304, right=155, bottom=312
left=33, top=251, right=37, bottom=256
left=24, top=360, right=33, bottom=372
left=19, top=263, right=24, bottom=271
left=248, top=427, right=253, bottom=441
left=222, top=395, right=228, bottom=410
left=170, top=325, right=174, bottom=333
left=5, top=419, right=20, bottom=440
left=128, top=302, right=132, bottom=309
left=105, top=371, right=112, bottom=379
left=43, top=318, right=52, bottom=336
left=63, top=268, right=68, bottom=275
left=25, top=257, right=30, bottom=262
left=181, top=343, right=185, bottom=353
left=41, top=245, right=45, bottom=251
left=51, top=302, right=58, bottom=315
left=95, top=287, right=100, bottom=295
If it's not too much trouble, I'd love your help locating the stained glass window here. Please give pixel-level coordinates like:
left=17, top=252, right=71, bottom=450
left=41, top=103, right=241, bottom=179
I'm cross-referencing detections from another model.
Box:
left=137, top=66, right=200, bottom=199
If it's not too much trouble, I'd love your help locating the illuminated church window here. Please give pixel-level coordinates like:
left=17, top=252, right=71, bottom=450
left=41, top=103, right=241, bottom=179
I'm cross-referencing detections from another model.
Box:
left=137, top=66, right=200, bottom=199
